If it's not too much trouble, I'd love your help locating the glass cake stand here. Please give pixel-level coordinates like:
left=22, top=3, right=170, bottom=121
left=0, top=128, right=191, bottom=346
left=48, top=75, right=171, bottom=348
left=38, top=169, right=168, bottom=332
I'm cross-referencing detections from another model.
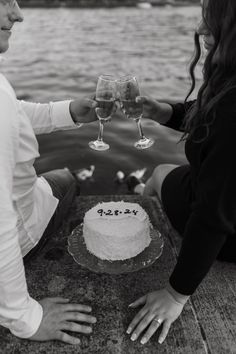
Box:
left=67, top=224, right=164, bottom=274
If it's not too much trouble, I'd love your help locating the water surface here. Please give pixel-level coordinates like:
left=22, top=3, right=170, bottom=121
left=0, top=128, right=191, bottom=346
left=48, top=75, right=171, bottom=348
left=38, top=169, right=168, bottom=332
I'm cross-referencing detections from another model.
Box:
left=1, top=6, right=202, bottom=194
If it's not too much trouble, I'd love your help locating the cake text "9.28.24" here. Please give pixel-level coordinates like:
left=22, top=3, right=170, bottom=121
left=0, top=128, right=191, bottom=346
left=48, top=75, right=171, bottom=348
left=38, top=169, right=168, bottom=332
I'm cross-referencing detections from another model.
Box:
left=97, top=209, right=139, bottom=217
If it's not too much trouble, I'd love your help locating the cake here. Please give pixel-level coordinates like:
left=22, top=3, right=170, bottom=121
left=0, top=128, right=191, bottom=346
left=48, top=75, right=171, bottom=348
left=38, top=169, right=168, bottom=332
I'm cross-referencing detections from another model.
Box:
left=83, top=201, right=152, bottom=260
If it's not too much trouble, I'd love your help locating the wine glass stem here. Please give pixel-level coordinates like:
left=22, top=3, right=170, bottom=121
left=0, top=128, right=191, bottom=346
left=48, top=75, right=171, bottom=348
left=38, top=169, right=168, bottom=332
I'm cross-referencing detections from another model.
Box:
left=97, top=120, right=104, bottom=142
left=136, top=118, right=145, bottom=139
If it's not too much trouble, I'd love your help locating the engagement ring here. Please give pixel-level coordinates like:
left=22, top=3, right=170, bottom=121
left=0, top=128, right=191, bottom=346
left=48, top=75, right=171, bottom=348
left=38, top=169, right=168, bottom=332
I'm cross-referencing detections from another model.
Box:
left=153, top=318, right=162, bottom=325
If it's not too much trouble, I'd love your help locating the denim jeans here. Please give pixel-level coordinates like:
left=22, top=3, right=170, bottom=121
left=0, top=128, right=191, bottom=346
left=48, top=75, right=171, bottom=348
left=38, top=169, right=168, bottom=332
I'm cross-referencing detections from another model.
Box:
left=23, top=169, right=77, bottom=263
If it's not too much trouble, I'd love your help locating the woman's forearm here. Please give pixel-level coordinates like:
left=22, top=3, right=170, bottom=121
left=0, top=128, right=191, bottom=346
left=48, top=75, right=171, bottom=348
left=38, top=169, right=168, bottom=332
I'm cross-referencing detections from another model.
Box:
left=155, top=102, right=173, bottom=124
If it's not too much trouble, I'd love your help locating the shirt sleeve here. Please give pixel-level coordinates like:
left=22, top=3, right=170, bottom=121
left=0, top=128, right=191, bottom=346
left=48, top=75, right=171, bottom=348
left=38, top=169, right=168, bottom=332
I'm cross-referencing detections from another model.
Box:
left=169, top=99, right=236, bottom=295
left=18, top=99, right=82, bottom=135
left=164, top=100, right=196, bottom=131
left=0, top=90, right=43, bottom=338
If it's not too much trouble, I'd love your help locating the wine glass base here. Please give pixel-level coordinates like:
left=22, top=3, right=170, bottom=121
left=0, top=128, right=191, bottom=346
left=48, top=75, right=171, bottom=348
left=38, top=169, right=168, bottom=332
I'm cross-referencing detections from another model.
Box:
left=89, top=140, right=110, bottom=151
left=134, top=137, right=154, bottom=150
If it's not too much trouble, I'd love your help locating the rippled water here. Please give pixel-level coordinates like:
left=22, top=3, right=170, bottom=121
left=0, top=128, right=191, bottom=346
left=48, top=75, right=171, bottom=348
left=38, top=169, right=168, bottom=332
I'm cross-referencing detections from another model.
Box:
left=1, top=6, right=201, bottom=194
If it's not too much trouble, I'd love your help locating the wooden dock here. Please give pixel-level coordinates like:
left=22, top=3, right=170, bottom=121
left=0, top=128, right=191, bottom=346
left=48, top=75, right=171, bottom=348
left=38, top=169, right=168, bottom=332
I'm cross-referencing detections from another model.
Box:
left=0, top=195, right=235, bottom=353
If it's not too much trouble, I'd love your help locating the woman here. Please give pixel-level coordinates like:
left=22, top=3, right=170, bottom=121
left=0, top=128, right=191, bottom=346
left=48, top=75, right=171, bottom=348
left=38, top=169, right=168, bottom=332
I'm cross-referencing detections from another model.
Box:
left=0, top=0, right=97, bottom=345
left=127, top=0, right=236, bottom=345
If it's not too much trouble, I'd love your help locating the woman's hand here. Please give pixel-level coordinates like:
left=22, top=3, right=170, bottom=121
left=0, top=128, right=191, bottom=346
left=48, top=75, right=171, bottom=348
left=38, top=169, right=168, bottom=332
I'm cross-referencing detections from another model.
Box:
left=127, top=288, right=188, bottom=345
left=29, top=297, right=97, bottom=345
left=136, top=96, right=173, bottom=124
left=69, top=96, right=98, bottom=124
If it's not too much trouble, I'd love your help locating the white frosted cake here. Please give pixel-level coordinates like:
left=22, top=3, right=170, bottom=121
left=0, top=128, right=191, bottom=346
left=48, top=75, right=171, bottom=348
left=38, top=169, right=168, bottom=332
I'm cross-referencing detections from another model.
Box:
left=83, top=201, right=152, bottom=260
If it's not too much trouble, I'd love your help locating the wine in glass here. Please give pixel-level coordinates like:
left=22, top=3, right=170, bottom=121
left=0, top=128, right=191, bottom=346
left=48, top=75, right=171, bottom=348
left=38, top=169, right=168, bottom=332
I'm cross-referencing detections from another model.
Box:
left=89, top=75, right=117, bottom=151
left=118, top=75, right=154, bottom=149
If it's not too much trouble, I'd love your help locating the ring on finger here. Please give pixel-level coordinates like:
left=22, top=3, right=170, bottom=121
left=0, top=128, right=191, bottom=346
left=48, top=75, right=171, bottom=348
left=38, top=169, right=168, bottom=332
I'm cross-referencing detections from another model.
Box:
left=153, top=318, right=162, bottom=325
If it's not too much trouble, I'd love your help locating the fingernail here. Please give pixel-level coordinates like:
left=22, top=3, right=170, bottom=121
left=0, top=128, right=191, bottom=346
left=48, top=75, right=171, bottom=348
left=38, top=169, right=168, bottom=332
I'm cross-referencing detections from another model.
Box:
left=126, top=327, right=131, bottom=334
left=92, top=317, right=97, bottom=323
left=87, top=307, right=92, bottom=312
left=158, top=337, right=163, bottom=344
left=74, top=339, right=81, bottom=345
left=131, top=333, right=137, bottom=341
left=141, top=337, right=147, bottom=345
left=128, top=303, right=134, bottom=307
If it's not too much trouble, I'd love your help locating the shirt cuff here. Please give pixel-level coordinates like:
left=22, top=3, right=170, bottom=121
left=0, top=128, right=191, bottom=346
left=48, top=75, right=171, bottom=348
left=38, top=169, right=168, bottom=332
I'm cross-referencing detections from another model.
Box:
left=10, top=298, right=43, bottom=339
left=50, top=100, right=83, bottom=129
left=166, top=282, right=190, bottom=305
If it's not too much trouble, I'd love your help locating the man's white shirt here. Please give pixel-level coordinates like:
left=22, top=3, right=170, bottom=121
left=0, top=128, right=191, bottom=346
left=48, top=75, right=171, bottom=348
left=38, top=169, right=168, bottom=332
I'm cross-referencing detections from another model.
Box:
left=0, top=73, right=79, bottom=338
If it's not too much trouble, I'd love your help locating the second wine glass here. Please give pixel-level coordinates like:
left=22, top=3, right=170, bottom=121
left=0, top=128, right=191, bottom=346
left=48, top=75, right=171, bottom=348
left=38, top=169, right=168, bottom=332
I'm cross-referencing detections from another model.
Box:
left=118, top=75, right=154, bottom=150
left=89, top=75, right=117, bottom=151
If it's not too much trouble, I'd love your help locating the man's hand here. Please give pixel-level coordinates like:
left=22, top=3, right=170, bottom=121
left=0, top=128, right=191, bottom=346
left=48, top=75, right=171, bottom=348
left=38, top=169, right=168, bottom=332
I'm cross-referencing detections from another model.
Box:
left=127, top=287, right=188, bottom=345
left=29, top=297, right=97, bottom=345
left=69, top=97, right=98, bottom=124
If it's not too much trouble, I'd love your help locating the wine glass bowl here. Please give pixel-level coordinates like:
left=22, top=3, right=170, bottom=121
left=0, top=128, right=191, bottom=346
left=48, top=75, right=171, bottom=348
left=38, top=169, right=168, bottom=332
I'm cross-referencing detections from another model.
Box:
left=89, top=75, right=117, bottom=151
left=121, top=99, right=143, bottom=120
left=118, top=75, right=154, bottom=149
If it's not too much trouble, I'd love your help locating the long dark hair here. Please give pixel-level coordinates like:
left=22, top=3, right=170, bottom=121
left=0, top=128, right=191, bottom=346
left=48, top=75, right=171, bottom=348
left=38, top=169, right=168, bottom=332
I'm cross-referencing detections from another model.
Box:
left=182, top=0, right=236, bottom=142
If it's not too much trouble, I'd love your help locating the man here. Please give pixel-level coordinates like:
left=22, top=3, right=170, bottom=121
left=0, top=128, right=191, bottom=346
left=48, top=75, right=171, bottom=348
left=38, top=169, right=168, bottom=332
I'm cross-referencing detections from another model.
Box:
left=0, top=0, right=97, bottom=344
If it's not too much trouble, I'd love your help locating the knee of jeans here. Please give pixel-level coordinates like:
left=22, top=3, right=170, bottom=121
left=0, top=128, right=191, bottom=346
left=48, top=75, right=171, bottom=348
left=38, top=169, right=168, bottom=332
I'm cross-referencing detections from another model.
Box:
left=43, top=168, right=76, bottom=200
left=154, top=164, right=178, bottom=185
left=152, top=164, right=177, bottom=200
left=152, top=165, right=167, bottom=190
left=60, top=169, right=76, bottom=194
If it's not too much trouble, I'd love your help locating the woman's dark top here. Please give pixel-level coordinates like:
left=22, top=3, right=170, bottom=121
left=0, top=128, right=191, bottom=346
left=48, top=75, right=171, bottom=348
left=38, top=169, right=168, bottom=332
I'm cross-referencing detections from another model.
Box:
left=163, top=91, right=236, bottom=295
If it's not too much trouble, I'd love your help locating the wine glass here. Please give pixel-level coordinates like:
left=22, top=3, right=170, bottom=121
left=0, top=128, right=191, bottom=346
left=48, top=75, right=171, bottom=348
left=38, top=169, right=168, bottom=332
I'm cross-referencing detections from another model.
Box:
left=89, top=75, right=117, bottom=151
left=118, top=75, right=154, bottom=149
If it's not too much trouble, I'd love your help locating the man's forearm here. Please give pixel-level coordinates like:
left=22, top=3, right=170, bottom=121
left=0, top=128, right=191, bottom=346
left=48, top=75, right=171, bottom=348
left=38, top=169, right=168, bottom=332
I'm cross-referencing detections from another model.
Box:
left=20, top=100, right=77, bottom=134
left=0, top=226, right=43, bottom=338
